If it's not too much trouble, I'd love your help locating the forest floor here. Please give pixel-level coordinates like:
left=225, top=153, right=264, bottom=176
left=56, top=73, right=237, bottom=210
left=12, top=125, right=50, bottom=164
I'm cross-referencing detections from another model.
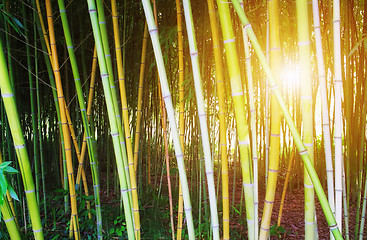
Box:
left=229, top=173, right=361, bottom=239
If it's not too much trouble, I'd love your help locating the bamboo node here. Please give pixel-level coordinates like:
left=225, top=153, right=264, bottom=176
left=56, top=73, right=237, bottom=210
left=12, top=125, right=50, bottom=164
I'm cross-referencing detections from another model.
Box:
left=260, top=227, right=270, bottom=231
left=149, top=28, right=158, bottom=33
left=99, top=21, right=106, bottom=24
left=244, top=23, right=251, bottom=29
left=299, top=149, right=308, bottom=155
left=305, top=220, right=314, bottom=225
left=4, top=217, right=14, bottom=223
left=33, top=228, right=43, bottom=233
left=212, top=224, right=219, bottom=229
left=270, top=47, right=281, bottom=51
left=298, top=41, right=311, bottom=46
left=264, top=200, right=274, bottom=204
left=239, top=140, right=250, bottom=145
left=111, top=132, right=119, bottom=137
left=304, top=183, right=314, bottom=188
left=223, top=39, right=235, bottom=44
left=243, top=183, right=254, bottom=187
left=231, top=92, right=243, bottom=96
left=175, top=153, right=183, bottom=158
left=190, top=51, right=198, bottom=56
left=268, top=168, right=278, bottom=173
left=329, top=224, right=338, bottom=230
left=184, top=207, right=192, bottom=212
left=1, top=93, right=13, bottom=98
left=14, top=144, right=25, bottom=149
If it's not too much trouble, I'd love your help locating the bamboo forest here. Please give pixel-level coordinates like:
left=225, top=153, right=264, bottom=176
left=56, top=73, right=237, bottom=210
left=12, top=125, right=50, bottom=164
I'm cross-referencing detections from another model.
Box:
left=0, top=0, right=367, bottom=239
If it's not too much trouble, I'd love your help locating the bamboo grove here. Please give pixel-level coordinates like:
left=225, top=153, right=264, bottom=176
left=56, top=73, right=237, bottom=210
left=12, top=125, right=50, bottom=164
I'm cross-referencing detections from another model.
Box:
left=0, top=0, right=366, bottom=239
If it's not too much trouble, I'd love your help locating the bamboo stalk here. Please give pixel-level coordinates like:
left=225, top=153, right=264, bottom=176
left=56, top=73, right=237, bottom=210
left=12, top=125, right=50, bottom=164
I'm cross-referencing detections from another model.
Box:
left=180, top=0, right=220, bottom=239
left=296, top=0, right=315, bottom=238
left=230, top=1, right=342, bottom=238
left=86, top=0, right=135, bottom=238
left=57, top=0, right=102, bottom=236
left=133, top=23, right=148, bottom=173
left=0, top=41, right=44, bottom=239
left=206, top=0, right=230, bottom=238
left=311, top=1, right=335, bottom=239
left=141, top=0, right=195, bottom=238
left=333, top=0, right=343, bottom=234
left=216, top=1, right=255, bottom=239
left=111, top=0, right=141, bottom=238
left=45, top=1, right=80, bottom=238
left=259, top=0, right=282, bottom=237
left=175, top=0, right=185, bottom=238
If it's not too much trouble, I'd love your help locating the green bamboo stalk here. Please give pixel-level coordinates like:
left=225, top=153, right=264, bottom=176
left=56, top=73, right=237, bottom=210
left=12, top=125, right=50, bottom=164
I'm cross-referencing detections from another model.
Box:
left=216, top=1, right=255, bottom=238
left=86, top=0, right=135, bottom=239
left=141, top=0, right=195, bottom=238
left=296, top=0, right=315, bottom=238
left=181, top=0, right=219, bottom=239
left=57, top=0, right=103, bottom=237
left=94, top=0, right=134, bottom=227
left=230, top=1, right=342, bottom=239
left=33, top=8, right=47, bottom=225
left=0, top=41, right=44, bottom=239
left=22, top=4, right=40, bottom=205
left=1, top=197, right=21, bottom=240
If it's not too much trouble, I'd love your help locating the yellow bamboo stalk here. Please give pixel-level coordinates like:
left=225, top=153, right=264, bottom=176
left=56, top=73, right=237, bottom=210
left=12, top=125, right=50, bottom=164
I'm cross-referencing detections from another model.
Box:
left=206, top=0, right=229, bottom=238
left=259, top=0, right=282, bottom=238
left=175, top=0, right=185, bottom=239
left=133, top=23, right=148, bottom=172
left=111, top=1, right=141, bottom=238
left=75, top=47, right=97, bottom=187
left=65, top=108, right=92, bottom=219
left=35, top=0, right=51, bottom=56
left=45, top=1, right=80, bottom=238
left=277, top=150, right=295, bottom=227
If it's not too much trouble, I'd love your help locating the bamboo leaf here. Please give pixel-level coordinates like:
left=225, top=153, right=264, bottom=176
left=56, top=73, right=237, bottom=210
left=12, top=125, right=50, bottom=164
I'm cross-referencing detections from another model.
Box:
left=7, top=183, right=19, bottom=201
left=348, top=35, right=367, bottom=58
left=3, top=166, right=18, bottom=174
left=0, top=161, right=11, bottom=169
